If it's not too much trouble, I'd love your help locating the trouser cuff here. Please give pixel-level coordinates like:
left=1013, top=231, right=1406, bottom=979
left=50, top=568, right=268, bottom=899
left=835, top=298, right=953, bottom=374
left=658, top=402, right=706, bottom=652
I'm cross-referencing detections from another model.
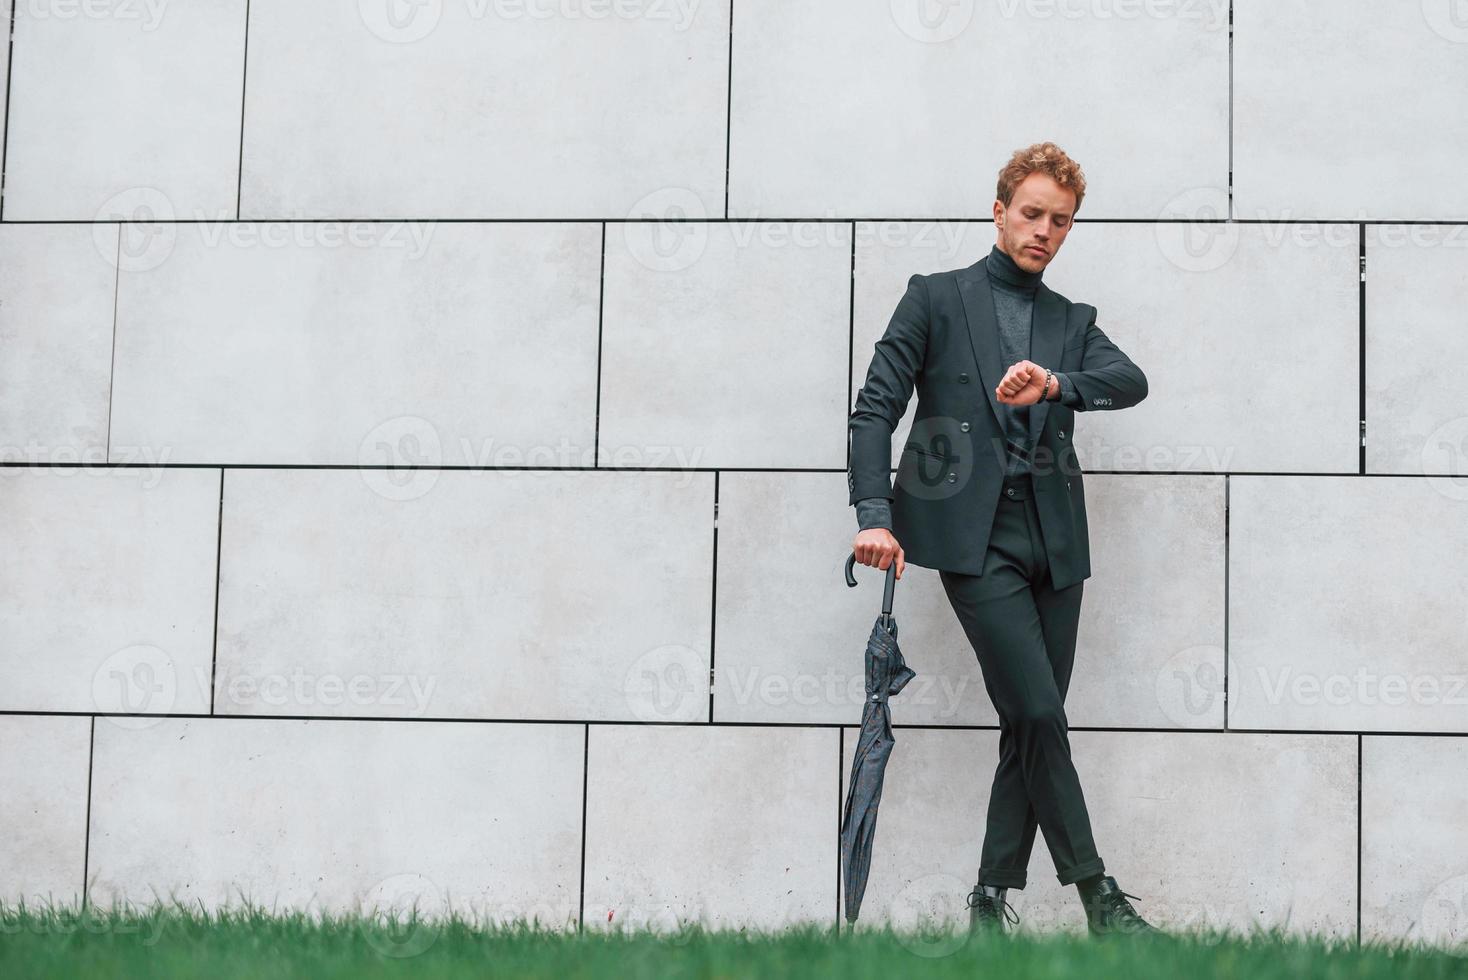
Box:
left=977, top=866, right=1028, bottom=889
left=1055, top=858, right=1106, bottom=886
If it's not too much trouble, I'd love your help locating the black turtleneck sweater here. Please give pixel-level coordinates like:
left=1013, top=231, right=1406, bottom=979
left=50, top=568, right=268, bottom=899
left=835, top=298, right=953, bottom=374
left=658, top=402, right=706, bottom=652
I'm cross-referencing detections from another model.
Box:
left=855, top=244, right=1082, bottom=532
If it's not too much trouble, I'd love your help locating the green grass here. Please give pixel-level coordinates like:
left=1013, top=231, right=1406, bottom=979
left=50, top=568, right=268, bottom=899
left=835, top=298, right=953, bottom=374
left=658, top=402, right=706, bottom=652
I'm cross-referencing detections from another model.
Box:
left=1, top=900, right=1464, bottom=979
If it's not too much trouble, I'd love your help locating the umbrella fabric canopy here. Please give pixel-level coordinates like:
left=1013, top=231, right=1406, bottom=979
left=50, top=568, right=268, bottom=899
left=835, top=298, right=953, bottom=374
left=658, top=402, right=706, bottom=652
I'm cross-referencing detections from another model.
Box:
left=839, top=552, right=917, bottom=925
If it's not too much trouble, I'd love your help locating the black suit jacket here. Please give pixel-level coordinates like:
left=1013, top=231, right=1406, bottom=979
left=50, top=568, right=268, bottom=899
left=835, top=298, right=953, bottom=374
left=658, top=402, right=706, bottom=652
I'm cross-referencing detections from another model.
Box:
left=847, top=252, right=1148, bottom=590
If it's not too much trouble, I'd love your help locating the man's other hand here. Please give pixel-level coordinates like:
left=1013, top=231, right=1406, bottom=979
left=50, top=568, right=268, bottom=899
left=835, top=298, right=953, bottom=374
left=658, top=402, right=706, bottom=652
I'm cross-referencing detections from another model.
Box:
left=853, top=528, right=905, bottom=580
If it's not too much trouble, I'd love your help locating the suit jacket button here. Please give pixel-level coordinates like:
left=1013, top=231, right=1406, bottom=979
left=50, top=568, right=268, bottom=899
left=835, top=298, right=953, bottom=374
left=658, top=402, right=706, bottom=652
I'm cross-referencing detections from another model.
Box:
left=947, top=473, right=957, bottom=483
left=960, top=422, right=970, bottom=432
left=1067, top=480, right=1072, bottom=489
left=958, top=373, right=969, bottom=383
left=1058, top=430, right=1066, bottom=439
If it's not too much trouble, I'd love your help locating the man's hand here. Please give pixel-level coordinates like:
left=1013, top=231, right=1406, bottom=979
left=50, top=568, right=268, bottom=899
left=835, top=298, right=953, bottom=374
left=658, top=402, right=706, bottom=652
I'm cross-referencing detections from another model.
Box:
left=996, top=359, right=1053, bottom=405
left=853, top=528, right=905, bottom=579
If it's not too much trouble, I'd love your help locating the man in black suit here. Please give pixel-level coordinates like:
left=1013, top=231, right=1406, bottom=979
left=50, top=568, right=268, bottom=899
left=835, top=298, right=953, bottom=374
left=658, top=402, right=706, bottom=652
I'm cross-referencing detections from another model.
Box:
left=847, top=142, right=1156, bottom=937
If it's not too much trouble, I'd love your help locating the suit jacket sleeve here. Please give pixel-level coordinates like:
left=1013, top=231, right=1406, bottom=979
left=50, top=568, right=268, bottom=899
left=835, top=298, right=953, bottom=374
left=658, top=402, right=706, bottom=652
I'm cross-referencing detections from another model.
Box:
left=1066, top=304, right=1148, bottom=411
left=1055, top=371, right=1083, bottom=408
left=848, top=273, right=930, bottom=506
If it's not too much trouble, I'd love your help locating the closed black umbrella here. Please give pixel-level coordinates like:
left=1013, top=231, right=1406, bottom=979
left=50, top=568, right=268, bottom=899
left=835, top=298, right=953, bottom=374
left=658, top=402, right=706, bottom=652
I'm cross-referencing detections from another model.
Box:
left=839, top=551, right=917, bottom=926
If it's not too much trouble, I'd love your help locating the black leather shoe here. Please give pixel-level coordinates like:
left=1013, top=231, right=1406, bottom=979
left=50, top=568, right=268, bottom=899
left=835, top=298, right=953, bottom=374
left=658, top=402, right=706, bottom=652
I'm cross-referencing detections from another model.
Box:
left=1081, top=876, right=1160, bottom=936
left=966, top=884, right=1019, bottom=936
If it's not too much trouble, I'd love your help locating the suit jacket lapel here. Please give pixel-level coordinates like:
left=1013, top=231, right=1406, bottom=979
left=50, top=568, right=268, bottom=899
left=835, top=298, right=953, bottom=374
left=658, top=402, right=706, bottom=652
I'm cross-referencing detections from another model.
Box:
left=955, top=257, right=1008, bottom=439
left=956, top=256, right=1067, bottom=450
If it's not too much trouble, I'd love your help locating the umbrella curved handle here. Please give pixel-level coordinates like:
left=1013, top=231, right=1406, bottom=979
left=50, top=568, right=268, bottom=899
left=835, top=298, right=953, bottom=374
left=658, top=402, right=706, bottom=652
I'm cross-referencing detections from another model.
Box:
left=844, top=551, right=898, bottom=618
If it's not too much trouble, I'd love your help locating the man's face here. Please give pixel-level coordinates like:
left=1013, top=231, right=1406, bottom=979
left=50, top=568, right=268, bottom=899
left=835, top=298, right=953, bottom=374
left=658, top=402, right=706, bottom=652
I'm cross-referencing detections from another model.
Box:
left=993, top=172, right=1076, bottom=273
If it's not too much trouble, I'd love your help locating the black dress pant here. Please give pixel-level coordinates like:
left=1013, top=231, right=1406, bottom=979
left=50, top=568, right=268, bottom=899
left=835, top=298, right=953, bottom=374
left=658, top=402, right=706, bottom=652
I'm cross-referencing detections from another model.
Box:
left=938, top=471, right=1106, bottom=889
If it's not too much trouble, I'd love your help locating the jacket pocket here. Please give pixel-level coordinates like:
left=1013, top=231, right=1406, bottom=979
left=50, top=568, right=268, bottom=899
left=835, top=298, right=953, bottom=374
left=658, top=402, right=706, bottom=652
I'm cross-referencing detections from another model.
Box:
left=903, top=444, right=955, bottom=462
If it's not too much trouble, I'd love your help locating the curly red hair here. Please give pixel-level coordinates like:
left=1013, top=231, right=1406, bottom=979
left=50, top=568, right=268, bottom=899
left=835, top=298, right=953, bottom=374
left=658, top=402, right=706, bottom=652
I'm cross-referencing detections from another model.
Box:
left=996, top=142, right=1087, bottom=214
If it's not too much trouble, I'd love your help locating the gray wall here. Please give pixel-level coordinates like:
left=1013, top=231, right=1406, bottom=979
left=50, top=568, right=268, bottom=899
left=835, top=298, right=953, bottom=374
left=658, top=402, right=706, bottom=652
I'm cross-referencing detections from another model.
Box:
left=2, top=0, right=1467, bottom=946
